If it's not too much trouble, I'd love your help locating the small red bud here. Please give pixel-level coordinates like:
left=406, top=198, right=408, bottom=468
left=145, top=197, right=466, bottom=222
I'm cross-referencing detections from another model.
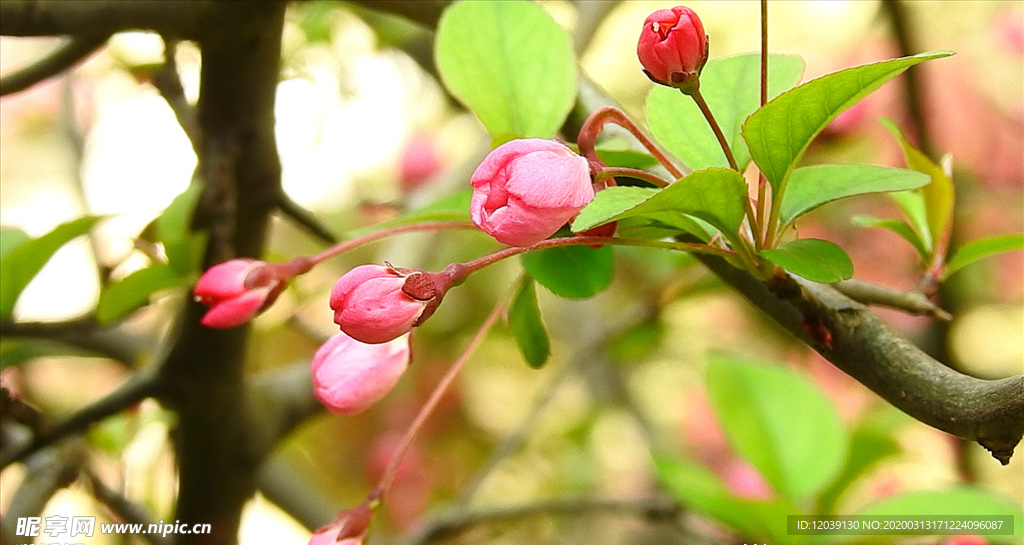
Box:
left=637, top=6, right=709, bottom=92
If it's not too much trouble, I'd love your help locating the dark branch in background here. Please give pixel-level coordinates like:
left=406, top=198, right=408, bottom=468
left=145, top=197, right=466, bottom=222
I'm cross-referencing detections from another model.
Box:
left=0, top=316, right=149, bottom=366
left=346, top=0, right=451, bottom=29
left=0, top=34, right=108, bottom=96
left=571, top=0, right=620, bottom=55
left=574, top=78, right=1023, bottom=464
left=879, top=0, right=934, bottom=157
left=153, top=37, right=199, bottom=151
left=0, top=438, right=85, bottom=545
left=276, top=194, right=340, bottom=244
left=833, top=279, right=952, bottom=320
left=248, top=361, right=324, bottom=458
left=257, top=456, right=340, bottom=533
left=0, top=371, right=160, bottom=468
left=0, top=1, right=202, bottom=38
left=86, top=469, right=171, bottom=545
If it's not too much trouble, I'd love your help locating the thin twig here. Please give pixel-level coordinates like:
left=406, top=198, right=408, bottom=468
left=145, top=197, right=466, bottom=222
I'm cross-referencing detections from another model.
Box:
left=1, top=372, right=160, bottom=468
left=0, top=34, right=108, bottom=96
left=86, top=469, right=171, bottom=545
left=276, top=193, right=340, bottom=244
left=152, top=37, right=199, bottom=150
left=833, top=279, right=952, bottom=320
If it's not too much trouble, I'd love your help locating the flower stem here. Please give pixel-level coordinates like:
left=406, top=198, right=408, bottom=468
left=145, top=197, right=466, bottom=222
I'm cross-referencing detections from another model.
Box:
left=371, top=298, right=506, bottom=503
left=577, top=106, right=684, bottom=180
left=595, top=167, right=670, bottom=188
left=688, top=88, right=739, bottom=172
left=304, top=221, right=477, bottom=267
left=457, top=235, right=738, bottom=277
left=755, top=0, right=770, bottom=251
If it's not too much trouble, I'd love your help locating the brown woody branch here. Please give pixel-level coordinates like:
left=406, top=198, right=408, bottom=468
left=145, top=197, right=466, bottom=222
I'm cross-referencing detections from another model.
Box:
left=0, top=34, right=108, bottom=96
left=0, top=1, right=202, bottom=37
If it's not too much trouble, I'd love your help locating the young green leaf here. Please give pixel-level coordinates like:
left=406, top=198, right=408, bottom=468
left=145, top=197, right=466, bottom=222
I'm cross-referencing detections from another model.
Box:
left=0, top=216, right=106, bottom=319
left=647, top=53, right=805, bottom=171
left=779, top=165, right=930, bottom=232
left=816, top=408, right=904, bottom=514
left=0, top=227, right=30, bottom=260
left=705, top=353, right=847, bottom=506
left=654, top=455, right=793, bottom=542
left=853, top=215, right=930, bottom=259
left=520, top=244, right=613, bottom=299
left=761, top=239, right=854, bottom=283
left=742, top=50, right=953, bottom=192
left=889, top=190, right=933, bottom=252
left=881, top=118, right=954, bottom=261
left=507, top=276, right=550, bottom=368
left=856, top=487, right=1023, bottom=543
left=96, top=264, right=191, bottom=325
left=943, top=234, right=1024, bottom=280
left=572, top=168, right=747, bottom=244
left=159, top=182, right=206, bottom=274
left=435, top=0, right=577, bottom=139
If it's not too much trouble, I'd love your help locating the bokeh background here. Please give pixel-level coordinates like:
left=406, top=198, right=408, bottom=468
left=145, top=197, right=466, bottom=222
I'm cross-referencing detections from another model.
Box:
left=1, top=1, right=1021, bottom=543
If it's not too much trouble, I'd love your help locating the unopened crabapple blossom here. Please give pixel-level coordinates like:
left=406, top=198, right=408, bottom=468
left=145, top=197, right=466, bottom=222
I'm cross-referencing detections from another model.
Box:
left=311, top=331, right=411, bottom=415
left=470, top=138, right=594, bottom=247
left=193, top=258, right=285, bottom=328
left=637, top=5, right=709, bottom=91
left=330, top=264, right=430, bottom=344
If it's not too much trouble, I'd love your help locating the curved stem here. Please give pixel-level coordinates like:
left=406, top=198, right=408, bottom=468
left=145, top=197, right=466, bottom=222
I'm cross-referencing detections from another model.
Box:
left=688, top=89, right=738, bottom=172
left=305, top=221, right=477, bottom=266
left=457, top=235, right=738, bottom=278
left=578, top=106, right=684, bottom=180
left=372, top=299, right=506, bottom=502
left=595, top=167, right=669, bottom=188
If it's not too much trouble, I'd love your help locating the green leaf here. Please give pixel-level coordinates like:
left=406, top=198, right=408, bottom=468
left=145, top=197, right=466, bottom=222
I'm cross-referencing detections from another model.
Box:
left=520, top=244, right=613, bottom=299
left=435, top=0, right=577, bottom=139
left=762, top=239, right=854, bottom=283
left=0, top=216, right=105, bottom=319
left=572, top=168, right=747, bottom=244
left=779, top=165, right=930, bottom=232
left=856, top=487, right=1024, bottom=543
left=507, top=276, right=550, bottom=368
left=0, top=227, right=31, bottom=260
left=705, top=353, right=847, bottom=505
left=655, top=455, right=790, bottom=542
left=943, top=234, right=1024, bottom=280
left=853, top=215, right=929, bottom=259
left=881, top=118, right=954, bottom=258
left=647, top=53, right=804, bottom=171
left=159, top=182, right=206, bottom=274
left=742, top=50, right=953, bottom=193
left=96, top=265, right=191, bottom=325
left=816, top=409, right=903, bottom=514
left=889, top=190, right=932, bottom=253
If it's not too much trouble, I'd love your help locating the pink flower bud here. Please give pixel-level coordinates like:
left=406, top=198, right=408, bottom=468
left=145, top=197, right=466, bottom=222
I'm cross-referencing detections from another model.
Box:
left=311, top=332, right=411, bottom=415
left=637, top=6, right=709, bottom=91
left=330, top=264, right=432, bottom=344
left=194, top=259, right=284, bottom=328
left=309, top=501, right=373, bottom=545
left=470, top=139, right=594, bottom=247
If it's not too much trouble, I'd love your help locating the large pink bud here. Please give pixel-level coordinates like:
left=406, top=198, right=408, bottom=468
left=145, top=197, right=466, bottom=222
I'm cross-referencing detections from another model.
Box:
left=193, top=259, right=284, bottom=328
left=637, top=6, right=708, bottom=91
left=311, top=332, right=411, bottom=415
left=470, top=138, right=594, bottom=247
left=330, top=264, right=429, bottom=344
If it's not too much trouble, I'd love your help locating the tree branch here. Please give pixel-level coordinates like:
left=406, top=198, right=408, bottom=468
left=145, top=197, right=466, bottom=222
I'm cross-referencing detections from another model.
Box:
left=701, top=254, right=1024, bottom=464
left=572, top=77, right=1023, bottom=464
left=0, top=1, right=202, bottom=38
left=0, top=371, right=160, bottom=468
left=0, top=316, right=148, bottom=367
left=0, top=438, right=85, bottom=545
left=0, top=34, right=108, bottom=96
left=346, top=0, right=451, bottom=29
left=833, top=278, right=952, bottom=321
left=86, top=469, right=171, bottom=545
